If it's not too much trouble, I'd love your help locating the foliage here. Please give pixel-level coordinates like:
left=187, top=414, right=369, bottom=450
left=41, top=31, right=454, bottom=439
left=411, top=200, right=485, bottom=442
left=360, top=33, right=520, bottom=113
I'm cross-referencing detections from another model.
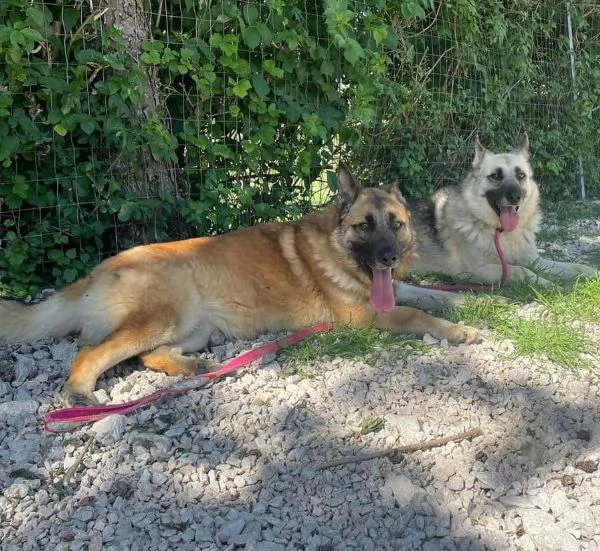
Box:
left=0, top=1, right=173, bottom=294
left=0, top=0, right=395, bottom=294
left=0, top=0, right=599, bottom=293
left=351, top=0, right=600, bottom=200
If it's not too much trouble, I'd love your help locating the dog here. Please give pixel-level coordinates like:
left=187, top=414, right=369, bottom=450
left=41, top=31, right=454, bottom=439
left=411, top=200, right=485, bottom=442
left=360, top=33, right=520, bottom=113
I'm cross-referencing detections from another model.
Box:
left=395, top=135, right=598, bottom=310
left=0, top=164, right=479, bottom=406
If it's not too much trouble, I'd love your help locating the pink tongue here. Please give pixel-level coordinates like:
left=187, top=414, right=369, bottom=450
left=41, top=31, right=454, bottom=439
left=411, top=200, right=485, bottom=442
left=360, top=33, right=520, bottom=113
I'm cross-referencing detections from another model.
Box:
left=499, top=206, right=519, bottom=232
left=370, top=268, right=395, bottom=313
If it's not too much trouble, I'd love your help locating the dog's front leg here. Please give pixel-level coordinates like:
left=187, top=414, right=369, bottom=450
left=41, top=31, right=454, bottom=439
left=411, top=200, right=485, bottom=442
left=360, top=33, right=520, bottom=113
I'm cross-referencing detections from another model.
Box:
left=533, top=258, right=598, bottom=282
left=373, top=306, right=479, bottom=344
left=474, top=263, right=552, bottom=286
left=395, top=282, right=467, bottom=311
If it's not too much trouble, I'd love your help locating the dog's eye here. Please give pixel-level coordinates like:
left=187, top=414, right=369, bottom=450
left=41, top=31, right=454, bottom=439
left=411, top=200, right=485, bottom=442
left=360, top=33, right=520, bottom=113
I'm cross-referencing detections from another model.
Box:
left=489, top=169, right=503, bottom=181
left=515, top=170, right=526, bottom=181
left=392, top=220, right=404, bottom=230
left=356, top=222, right=370, bottom=232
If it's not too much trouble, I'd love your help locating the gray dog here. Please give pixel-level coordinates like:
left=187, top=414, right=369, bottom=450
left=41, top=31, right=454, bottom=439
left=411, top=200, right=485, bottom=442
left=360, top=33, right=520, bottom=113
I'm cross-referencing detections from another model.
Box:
left=396, top=135, right=598, bottom=309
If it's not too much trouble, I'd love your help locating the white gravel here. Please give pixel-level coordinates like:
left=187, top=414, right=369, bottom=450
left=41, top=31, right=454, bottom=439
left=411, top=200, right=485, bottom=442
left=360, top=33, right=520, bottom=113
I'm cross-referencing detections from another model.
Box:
left=1, top=215, right=600, bottom=551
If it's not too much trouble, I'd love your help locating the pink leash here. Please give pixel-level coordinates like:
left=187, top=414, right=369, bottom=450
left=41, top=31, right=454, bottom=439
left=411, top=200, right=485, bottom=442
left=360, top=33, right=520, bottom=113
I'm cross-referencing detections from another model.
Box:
left=418, top=229, right=507, bottom=292
left=44, top=322, right=333, bottom=433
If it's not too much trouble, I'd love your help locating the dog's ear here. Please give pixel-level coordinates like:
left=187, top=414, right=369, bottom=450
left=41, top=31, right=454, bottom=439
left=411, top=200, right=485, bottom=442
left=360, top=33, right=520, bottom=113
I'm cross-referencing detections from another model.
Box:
left=473, top=135, right=490, bottom=168
left=337, top=163, right=361, bottom=206
left=518, top=133, right=530, bottom=159
left=386, top=177, right=405, bottom=202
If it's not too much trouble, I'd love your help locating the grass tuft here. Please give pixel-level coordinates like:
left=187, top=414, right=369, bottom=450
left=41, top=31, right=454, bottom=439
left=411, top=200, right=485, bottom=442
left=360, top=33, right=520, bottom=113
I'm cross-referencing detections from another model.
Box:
left=280, top=324, right=428, bottom=377
left=447, top=276, right=600, bottom=372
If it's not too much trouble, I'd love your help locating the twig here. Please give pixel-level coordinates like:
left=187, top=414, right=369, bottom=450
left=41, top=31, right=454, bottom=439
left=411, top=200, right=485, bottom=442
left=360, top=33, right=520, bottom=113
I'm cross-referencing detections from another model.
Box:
left=316, top=427, right=482, bottom=470
left=62, top=434, right=96, bottom=487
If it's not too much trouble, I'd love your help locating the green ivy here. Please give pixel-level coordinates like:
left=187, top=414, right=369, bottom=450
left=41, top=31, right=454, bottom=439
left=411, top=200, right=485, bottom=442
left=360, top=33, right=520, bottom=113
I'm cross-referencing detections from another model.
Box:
left=1, top=0, right=599, bottom=295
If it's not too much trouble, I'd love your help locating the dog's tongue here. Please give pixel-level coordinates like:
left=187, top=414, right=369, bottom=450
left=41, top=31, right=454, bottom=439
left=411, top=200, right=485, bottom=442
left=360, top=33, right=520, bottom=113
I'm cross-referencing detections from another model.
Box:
left=370, top=268, right=395, bottom=313
left=499, top=206, right=519, bottom=232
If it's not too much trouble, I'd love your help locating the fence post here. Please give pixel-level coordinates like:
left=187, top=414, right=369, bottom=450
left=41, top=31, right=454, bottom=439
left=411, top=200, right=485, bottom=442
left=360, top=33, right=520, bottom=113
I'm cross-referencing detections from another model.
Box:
left=566, top=1, right=586, bottom=200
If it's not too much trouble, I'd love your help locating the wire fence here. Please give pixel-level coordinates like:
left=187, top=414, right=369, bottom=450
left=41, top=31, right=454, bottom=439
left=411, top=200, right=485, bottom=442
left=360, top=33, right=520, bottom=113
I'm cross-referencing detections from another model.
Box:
left=0, top=0, right=599, bottom=291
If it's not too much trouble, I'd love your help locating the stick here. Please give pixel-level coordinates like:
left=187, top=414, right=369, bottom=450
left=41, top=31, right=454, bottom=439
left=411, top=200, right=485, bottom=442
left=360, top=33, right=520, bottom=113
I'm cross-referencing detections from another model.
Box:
left=62, top=434, right=96, bottom=487
left=317, top=427, right=482, bottom=470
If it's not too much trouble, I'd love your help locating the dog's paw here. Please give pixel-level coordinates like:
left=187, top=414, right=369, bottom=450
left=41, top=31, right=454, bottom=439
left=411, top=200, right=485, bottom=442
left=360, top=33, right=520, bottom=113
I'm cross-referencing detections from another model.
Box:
left=447, top=324, right=480, bottom=345
left=570, top=263, right=599, bottom=280
left=61, top=386, right=99, bottom=408
left=195, top=358, right=221, bottom=374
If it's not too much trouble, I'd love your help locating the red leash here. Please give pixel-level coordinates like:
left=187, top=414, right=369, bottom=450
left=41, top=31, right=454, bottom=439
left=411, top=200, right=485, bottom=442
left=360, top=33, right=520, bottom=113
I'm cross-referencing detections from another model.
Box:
left=418, top=229, right=507, bottom=292
left=44, top=322, right=333, bottom=433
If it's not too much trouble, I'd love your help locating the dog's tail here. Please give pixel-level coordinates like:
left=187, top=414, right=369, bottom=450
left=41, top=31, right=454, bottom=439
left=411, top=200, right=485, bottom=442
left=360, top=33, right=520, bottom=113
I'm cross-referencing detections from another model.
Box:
left=0, top=278, right=90, bottom=343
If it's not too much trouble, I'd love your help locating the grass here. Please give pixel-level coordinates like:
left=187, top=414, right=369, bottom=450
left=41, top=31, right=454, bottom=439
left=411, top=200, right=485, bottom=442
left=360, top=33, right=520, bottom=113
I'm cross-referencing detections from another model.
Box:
left=445, top=275, right=600, bottom=371
left=280, top=324, right=429, bottom=377
left=279, top=274, right=600, bottom=377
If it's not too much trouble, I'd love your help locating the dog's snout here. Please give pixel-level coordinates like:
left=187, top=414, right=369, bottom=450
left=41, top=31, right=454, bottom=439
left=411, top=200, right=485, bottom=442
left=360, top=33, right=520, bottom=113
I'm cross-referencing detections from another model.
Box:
left=379, top=246, right=399, bottom=267
left=506, top=191, right=521, bottom=203
left=504, top=184, right=522, bottom=205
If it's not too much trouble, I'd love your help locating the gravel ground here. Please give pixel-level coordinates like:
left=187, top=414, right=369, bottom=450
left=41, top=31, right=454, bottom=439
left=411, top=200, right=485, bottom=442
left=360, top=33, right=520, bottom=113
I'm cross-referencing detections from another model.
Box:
left=1, top=214, right=600, bottom=551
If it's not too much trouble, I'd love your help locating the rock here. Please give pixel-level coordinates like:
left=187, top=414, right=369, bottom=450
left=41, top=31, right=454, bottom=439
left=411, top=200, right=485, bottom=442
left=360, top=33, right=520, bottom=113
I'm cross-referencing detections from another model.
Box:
left=498, top=495, right=537, bottom=509
left=216, top=518, right=246, bottom=544
left=447, top=474, right=465, bottom=491
left=474, top=471, right=508, bottom=491
left=422, top=334, right=439, bottom=345
left=384, top=414, right=423, bottom=439
left=382, top=474, right=424, bottom=508
left=92, top=415, right=127, bottom=444
left=0, top=400, right=38, bottom=425
left=13, top=354, right=37, bottom=383
left=50, top=341, right=78, bottom=364
left=519, top=508, right=580, bottom=551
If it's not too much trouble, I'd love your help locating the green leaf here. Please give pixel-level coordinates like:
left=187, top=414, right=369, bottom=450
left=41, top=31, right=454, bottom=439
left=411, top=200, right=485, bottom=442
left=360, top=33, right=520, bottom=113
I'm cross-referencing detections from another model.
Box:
left=212, top=144, right=235, bottom=159
left=342, top=38, right=364, bottom=64
left=321, top=60, right=335, bottom=77
left=7, top=47, right=22, bottom=65
left=63, top=269, right=79, bottom=283
left=118, top=202, right=133, bottom=222
left=53, top=124, right=68, bottom=137
left=256, top=24, right=273, bottom=43
left=80, top=119, right=96, bottom=135
left=47, top=249, right=66, bottom=263
left=12, top=179, right=30, bottom=199
left=20, top=27, right=44, bottom=44
left=242, top=4, right=259, bottom=25
left=262, top=59, right=284, bottom=78
left=61, top=8, right=80, bottom=32
left=232, top=79, right=252, bottom=98
left=372, top=26, right=387, bottom=45
left=0, top=136, right=19, bottom=162
left=243, top=26, right=262, bottom=49
left=251, top=74, right=269, bottom=97
left=383, top=27, right=398, bottom=49
left=26, top=6, right=50, bottom=30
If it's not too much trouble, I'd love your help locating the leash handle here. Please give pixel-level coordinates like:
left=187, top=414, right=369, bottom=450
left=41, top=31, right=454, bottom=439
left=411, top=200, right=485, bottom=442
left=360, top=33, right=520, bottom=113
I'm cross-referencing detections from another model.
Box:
left=44, top=322, right=333, bottom=433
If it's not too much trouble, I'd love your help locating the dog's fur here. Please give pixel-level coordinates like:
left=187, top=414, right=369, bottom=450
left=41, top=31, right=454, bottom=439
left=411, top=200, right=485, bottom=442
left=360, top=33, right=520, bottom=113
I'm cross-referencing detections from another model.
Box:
left=396, top=135, right=598, bottom=310
left=0, top=164, right=478, bottom=406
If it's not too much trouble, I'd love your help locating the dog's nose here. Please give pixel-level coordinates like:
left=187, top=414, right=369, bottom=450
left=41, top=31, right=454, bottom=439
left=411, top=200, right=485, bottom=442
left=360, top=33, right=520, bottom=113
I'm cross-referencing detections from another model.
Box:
left=504, top=183, right=522, bottom=204
left=379, top=249, right=399, bottom=267
left=506, top=191, right=521, bottom=203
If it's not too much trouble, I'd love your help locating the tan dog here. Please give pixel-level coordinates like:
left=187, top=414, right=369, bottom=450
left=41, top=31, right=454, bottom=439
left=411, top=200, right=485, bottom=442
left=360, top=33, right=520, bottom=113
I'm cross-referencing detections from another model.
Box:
left=0, top=165, right=478, bottom=405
